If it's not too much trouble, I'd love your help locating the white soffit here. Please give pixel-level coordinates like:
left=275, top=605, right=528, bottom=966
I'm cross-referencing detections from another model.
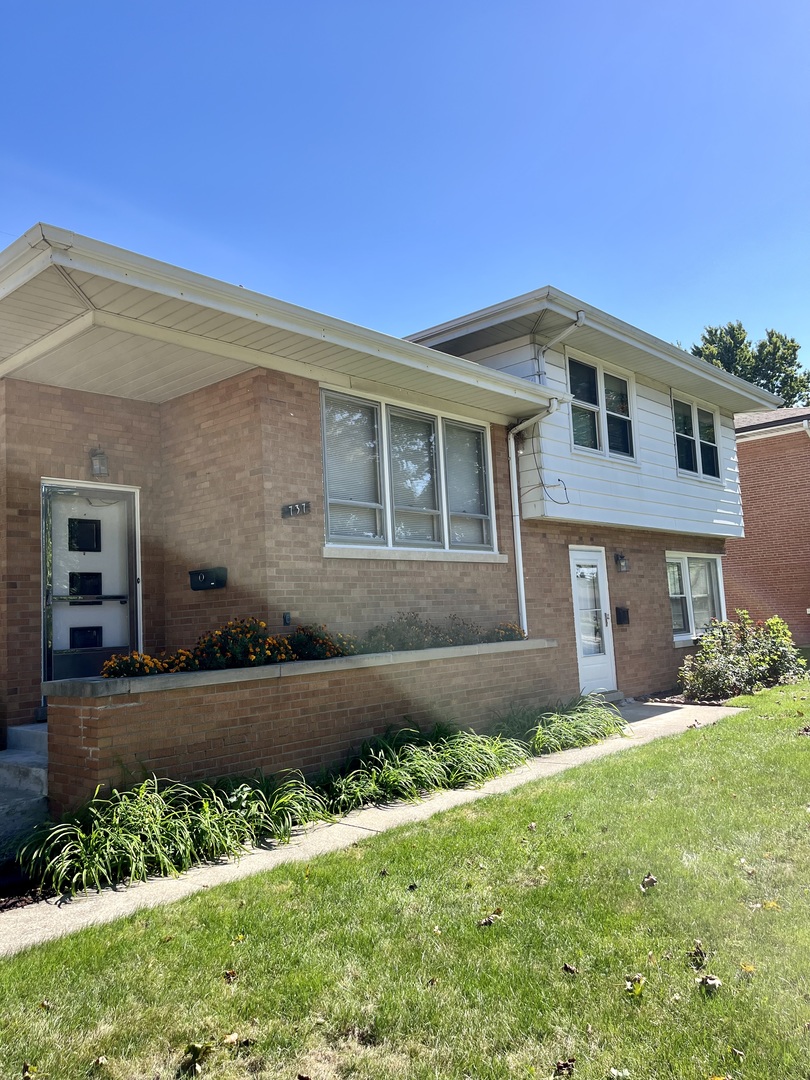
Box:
left=0, top=226, right=563, bottom=424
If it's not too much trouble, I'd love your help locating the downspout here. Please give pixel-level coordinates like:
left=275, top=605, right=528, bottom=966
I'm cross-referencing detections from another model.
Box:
left=508, top=398, right=560, bottom=635
left=531, top=310, right=586, bottom=384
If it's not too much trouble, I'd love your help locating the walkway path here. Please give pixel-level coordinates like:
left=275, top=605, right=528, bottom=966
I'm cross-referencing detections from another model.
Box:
left=0, top=701, right=739, bottom=958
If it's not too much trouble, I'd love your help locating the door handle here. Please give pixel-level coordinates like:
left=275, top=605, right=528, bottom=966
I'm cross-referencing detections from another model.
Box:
left=604, top=611, right=611, bottom=626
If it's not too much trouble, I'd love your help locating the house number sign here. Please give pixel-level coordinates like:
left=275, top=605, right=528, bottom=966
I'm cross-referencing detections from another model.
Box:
left=281, top=501, right=311, bottom=519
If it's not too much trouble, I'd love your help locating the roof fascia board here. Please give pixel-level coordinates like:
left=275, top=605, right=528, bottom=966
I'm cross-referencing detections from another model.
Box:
left=40, top=236, right=559, bottom=412
left=411, top=285, right=781, bottom=412
left=736, top=422, right=809, bottom=442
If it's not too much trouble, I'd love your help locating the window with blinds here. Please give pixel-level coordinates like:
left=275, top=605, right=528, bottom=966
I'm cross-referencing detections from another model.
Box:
left=322, top=391, right=494, bottom=551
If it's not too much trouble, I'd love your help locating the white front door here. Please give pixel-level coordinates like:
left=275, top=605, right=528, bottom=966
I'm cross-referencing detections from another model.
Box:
left=43, top=483, right=140, bottom=680
left=568, top=546, right=617, bottom=694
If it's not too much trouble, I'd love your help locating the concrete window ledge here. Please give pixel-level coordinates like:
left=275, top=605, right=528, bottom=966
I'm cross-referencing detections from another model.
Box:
left=42, top=637, right=558, bottom=700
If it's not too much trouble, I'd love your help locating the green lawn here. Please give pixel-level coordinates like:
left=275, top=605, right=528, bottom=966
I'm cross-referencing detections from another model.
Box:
left=2, top=687, right=810, bottom=1079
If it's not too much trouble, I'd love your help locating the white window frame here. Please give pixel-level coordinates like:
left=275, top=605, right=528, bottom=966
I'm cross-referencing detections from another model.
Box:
left=321, top=389, right=498, bottom=555
left=665, top=551, right=726, bottom=644
left=565, top=349, right=637, bottom=462
left=671, top=394, right=722, bottom=481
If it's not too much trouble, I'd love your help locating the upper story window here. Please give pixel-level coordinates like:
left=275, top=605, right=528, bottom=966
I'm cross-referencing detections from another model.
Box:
left=666, top=553, right=724, bottom=641
left=322, top=391, right=494, bottom=551
left=568, top=356, right=634, bottom=459
left=673, top=397, right=720, bottom=479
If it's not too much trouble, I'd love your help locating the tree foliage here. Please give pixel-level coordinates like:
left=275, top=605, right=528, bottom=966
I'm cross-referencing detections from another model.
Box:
left=691, top=321, right=809, bottom=405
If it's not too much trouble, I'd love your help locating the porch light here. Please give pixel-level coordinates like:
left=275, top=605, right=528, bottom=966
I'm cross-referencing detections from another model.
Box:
left=614, top=552, right=629, bottom=572
left=89, top=447, right=109, bottom=477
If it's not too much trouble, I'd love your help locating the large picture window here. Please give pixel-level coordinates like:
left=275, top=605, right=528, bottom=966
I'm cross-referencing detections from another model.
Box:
left=322, top=391, right=494, bottom=551
left=568, top=357, right=634, bottom=458
left=672, top=397, right=721, bottom=479
left=666, top=553, right=724, bottom=641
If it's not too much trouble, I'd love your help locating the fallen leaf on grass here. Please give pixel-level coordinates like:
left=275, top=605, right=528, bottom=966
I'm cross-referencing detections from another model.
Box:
left=38, top=1000, right=52, bottom=1011
left=477, top=907, right=504, bottom=927
left=739, top=964, right=755, bottom=979
left=223, top=969, right=238, bottom=984
left=729, top=1046, right=745, bottom=1060
left=528, top=821, right=537, bottom=831
left=625, top=973, right=646, bottom=996
left=222, top=1033, right=239, bottom=1046
left=640, top=873, right=657, bottom=893
left=562, top=962, right=579, bottom=975
left=22, top=1064, right=37, bottom=1080
left=378, top=868, right=388, bottom=877
left=763, top=900, right=781, bottom=910
left=91, top=1056, right=108, bottom=1068
left=696, top=974, right=722, bottom=994
left=230, top=933, right=245, bottom=946
left=408, top=882, right=418, bottom=891
left=553, top=1057, right=575, bottom=1075
left=687, top=940, right=708, bottom=969
left=609, top=1070, right=630, bottom=1079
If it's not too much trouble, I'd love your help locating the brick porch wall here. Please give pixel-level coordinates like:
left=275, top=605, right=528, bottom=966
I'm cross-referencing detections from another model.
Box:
left=45, top=640, right=560, bottom=814
left=724, top=431, right=810, bottom=643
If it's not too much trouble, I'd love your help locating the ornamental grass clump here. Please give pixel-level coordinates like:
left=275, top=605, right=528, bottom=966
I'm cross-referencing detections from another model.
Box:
left=490, top=693, right=627, bottom=755
left=679, top=609, right=807, bottom=701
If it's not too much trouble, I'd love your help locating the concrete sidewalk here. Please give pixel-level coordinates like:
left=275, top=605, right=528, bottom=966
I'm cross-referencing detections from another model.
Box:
left=0, top=701, right=740, bottom=958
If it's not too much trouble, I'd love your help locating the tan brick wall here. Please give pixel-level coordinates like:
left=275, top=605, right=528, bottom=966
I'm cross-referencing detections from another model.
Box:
left=724, top=432, right=810, bottom=643
left=522, top=520, right=725, bottom=696
left=1, top=366, right=729, bottom=751
left=0, top=380, right=162, bottom=729
left=47, top=645, right=566, bottom=813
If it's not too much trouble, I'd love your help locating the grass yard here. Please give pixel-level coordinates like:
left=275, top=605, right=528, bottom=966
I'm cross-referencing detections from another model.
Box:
left=1, top=687, right=810, bottom=1079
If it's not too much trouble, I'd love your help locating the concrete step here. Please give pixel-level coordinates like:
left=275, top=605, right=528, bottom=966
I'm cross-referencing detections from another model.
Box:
left=0, top=791, right=49, bottom=862
left=6, top=723, right=47, bottom=756
left=596, top=690, right=625, bottom=705
left=0, top=749, right=47, bottom=797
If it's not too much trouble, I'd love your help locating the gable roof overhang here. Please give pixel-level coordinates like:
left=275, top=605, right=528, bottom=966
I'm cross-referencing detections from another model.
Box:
left=409, top=286, right=782, bottom=415
left=0, top=225, right=564, bottom=427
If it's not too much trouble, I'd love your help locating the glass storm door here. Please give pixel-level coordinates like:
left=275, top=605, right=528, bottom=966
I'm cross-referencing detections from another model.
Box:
left=568, top=546, right=617, bottom=694
left=43, top=484, right=140, bottom=681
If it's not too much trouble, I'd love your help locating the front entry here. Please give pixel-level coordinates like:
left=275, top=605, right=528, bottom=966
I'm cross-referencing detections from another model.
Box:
left=568, top=546, right=617, bottom=694
left=43, top=482, right=141, bottom=681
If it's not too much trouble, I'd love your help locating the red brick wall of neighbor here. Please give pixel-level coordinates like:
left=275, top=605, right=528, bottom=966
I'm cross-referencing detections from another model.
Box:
left=0, top=380, right=163, bottom=731
left=47, top=647, right=562, bottom=813
left=724, top=432, right=810, bottom=644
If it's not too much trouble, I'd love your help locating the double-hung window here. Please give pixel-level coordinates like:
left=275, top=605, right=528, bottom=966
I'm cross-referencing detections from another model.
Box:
left=322, top=391, right=494, bottom=551
left=568, top=356, right=634, bottom=458
left=666, top=553, right=724, bottom=641
left=672, top=397, right=720, bottom=479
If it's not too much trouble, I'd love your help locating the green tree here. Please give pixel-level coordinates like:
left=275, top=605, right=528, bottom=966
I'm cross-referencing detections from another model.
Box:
left=691, top=321, right=810, bottom=405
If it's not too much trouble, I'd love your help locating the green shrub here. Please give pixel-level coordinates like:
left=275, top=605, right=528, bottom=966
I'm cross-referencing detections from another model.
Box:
left=285, top=623, right=357, bottom=661
left=192, top=618, right=294, bottom=670
left=358, top=612, right=526, bottom=653
left=679, top=610, right=807, bottom=701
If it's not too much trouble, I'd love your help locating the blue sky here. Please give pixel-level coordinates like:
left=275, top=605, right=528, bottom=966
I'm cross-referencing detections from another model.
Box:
left=2, top=1, right=808, bottom=357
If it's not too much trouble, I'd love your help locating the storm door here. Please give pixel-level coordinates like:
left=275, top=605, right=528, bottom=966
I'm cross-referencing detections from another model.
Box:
left=43, top=483, right=140, bottom=680
left=568, top=546, right=617, bottom=694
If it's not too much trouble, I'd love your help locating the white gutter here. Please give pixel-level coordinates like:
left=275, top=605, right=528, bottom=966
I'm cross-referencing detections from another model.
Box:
left=507, top=399, right=560, bottom=634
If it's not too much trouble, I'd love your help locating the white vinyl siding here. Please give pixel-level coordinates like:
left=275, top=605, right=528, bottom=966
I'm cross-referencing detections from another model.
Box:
left=322, top=391, right=495, bottom=552
left=666, top=553, right=725, bottom=641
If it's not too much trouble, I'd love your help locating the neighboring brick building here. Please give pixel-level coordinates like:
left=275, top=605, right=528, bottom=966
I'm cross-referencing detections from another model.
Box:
left=0, top=224, right=779, bottom=808
left=724, top=409, right=810, bottom=644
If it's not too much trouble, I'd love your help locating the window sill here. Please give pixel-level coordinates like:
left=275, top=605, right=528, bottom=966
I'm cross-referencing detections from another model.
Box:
left=673, top=637, right=698, bottom=649
left=323, top=545, right=508, bottom=564
left=675, top=469, right=724, bottom=486
left=571, top=444, right=640, bottom=469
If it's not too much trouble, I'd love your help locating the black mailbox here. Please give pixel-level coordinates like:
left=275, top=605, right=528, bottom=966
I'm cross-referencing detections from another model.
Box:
left=615, top=606, right=630, bottom=626
left=189, top=567, right=228, bottom=591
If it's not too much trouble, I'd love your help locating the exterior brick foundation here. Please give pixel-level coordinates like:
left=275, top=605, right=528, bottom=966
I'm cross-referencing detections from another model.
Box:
left=44, top=639, right=558, bottom=813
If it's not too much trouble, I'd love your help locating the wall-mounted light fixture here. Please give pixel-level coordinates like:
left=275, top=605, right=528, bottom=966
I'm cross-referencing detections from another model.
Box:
left=89, top=447, right=109, bottom=478
left=614, top=552, right=630, bottom=572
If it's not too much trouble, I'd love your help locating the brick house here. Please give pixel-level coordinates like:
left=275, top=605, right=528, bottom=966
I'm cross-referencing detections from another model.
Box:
left=0, top=224, right=778, bottom=814
left=723, top=408, right=810, bottom=644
